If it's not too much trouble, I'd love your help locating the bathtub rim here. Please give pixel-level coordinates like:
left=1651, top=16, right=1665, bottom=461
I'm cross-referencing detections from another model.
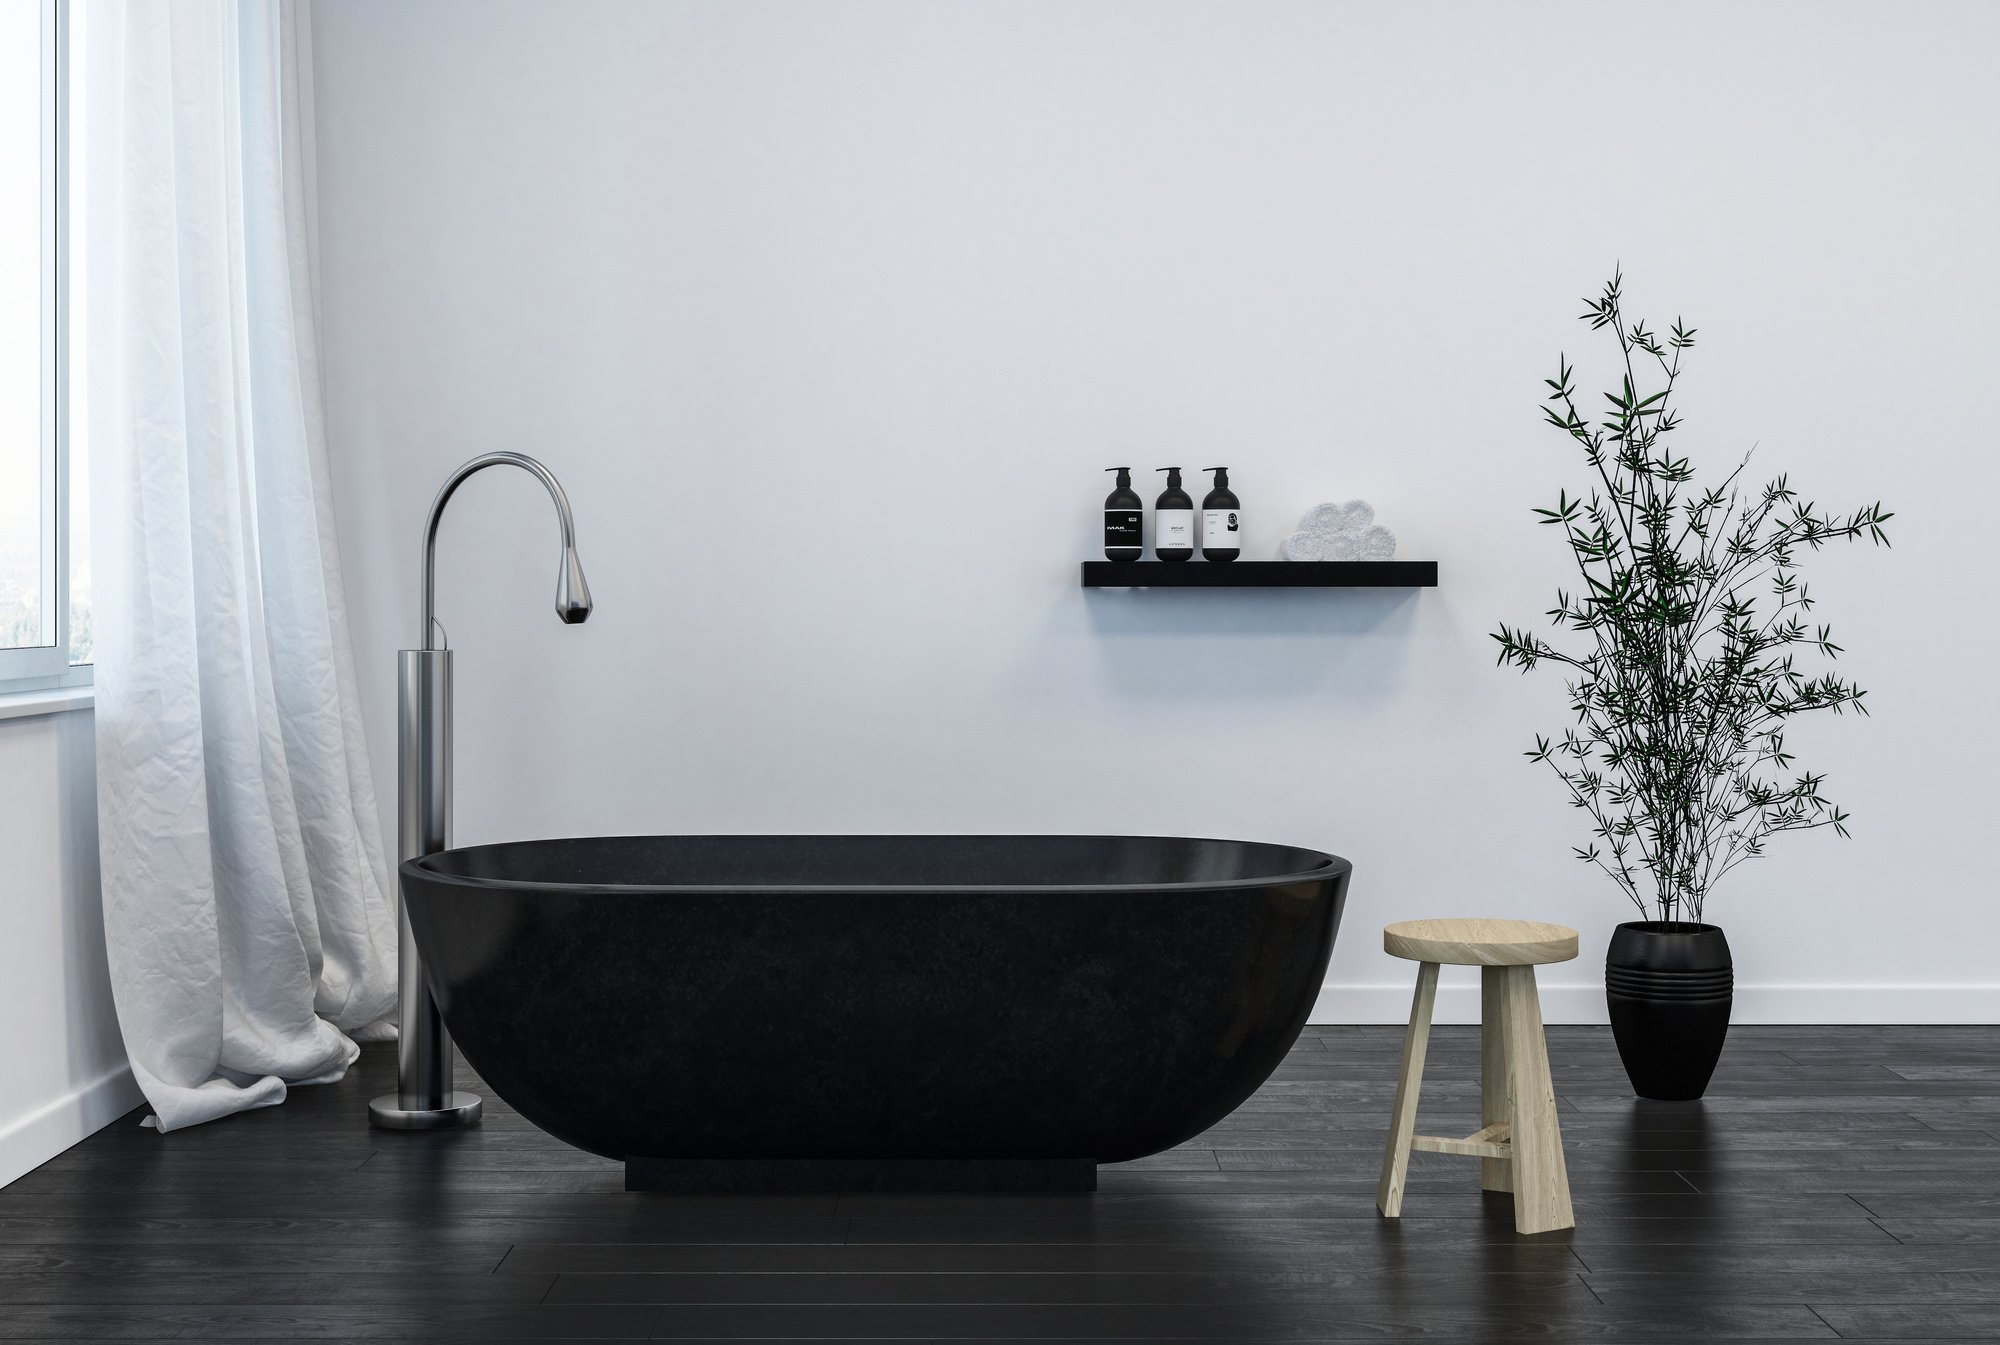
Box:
left=402, top=832, right=1348, bottom=897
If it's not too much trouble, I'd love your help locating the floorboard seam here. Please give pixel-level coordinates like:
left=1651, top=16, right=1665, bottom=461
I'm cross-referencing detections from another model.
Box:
left=1804, top=1302, right=1845, bottom=1338
left=1867, top=1216, right=1904, bottom=1243
left=1575, top=1269, right=1604, bottom=1305
left=1845, top=1193, right=1885, bottom=1218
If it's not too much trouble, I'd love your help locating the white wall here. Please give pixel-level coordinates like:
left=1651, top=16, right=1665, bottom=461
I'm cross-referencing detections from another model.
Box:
left=0, top=705, right=137, bottom=1186
left=310, top=0, right=2000, bottom=1023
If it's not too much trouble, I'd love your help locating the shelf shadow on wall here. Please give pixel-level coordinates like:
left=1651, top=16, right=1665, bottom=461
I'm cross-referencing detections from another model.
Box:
left=1080, top=586, right=1423, bottom=702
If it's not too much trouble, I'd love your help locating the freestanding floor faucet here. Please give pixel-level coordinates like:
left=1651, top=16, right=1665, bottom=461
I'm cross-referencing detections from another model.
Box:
left=368, top=452, right=592, bottom=1131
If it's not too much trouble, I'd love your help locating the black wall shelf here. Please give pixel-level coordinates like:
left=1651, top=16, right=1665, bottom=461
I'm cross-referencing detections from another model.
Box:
left=1081, top=560, right=1438, bottom=588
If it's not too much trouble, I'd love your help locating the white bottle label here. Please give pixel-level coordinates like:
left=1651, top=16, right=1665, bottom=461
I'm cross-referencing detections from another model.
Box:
left=1157, top=510, right=1194, bottom=550
left=1203, top=508, right=1240, bottom=549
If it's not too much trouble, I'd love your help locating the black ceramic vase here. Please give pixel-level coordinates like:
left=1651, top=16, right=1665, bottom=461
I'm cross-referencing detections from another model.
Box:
left=1605, top=921, right=1733, bottom=1101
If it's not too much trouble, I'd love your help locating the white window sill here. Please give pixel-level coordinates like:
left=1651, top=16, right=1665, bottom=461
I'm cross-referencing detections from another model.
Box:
left=0, top=685, right=95, bottom=721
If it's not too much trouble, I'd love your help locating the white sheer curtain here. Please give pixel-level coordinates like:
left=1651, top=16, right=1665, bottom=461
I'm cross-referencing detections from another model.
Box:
left=85, top=0, right=397, bottom=1131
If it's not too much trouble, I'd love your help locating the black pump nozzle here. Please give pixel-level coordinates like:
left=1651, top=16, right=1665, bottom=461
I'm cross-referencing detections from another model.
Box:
left=1105, top=467, right=1132, bottom=488
left=1204, top=467, right=1229, bottom=488
left=1156, top=467, right=1182, bottom=488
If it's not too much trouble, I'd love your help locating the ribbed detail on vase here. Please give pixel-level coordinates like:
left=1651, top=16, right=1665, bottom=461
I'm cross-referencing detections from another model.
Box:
left=1605, top=966, right=1734, bottom=1001
left=1605, top=922, right=1734, bottom=1102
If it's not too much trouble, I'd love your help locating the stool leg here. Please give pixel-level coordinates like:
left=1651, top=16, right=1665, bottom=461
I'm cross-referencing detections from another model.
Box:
left=1480, top=965, right=1512, bottom=1194
left=1499, top=963, right=1574, bottom=1234
left=1377, top=960, right=1439, bottom=1218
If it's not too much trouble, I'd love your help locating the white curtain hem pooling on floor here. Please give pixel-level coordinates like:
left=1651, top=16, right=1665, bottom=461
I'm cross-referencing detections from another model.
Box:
left=86, top=0, right=398, bottom=1132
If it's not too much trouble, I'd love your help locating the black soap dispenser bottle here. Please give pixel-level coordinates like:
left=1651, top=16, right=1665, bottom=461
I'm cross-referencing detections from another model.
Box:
left=1103, top=468, right=1143, bottom=561
left=1153, top=468, right=1194, bottom=561
left=1201, top=467, right=1241, bottom=561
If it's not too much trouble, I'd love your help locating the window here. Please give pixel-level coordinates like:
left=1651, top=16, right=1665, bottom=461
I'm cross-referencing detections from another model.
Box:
left=1, top=0, right=86, bottom=692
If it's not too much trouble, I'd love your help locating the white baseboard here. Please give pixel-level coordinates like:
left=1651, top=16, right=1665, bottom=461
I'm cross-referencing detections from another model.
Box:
left=0, top=1066, right=144, bottom=1190
left=1311, top=981, right=2000, bottom=1026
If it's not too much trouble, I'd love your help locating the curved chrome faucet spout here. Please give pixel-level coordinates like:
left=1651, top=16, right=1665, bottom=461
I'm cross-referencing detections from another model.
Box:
left=420, top=452, right=592, bottom=649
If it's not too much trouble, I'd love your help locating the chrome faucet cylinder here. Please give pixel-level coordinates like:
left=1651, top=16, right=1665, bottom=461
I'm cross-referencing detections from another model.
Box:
left=369, top=649, right=482, bottom=1130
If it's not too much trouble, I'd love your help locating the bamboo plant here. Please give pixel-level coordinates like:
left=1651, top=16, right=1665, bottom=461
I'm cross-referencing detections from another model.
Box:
left=1492, top=272, right=1892, bottom=926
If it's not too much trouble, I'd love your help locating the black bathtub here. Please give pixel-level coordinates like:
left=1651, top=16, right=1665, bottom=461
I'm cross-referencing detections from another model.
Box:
left=401, top=834, right=1348, bottom=1191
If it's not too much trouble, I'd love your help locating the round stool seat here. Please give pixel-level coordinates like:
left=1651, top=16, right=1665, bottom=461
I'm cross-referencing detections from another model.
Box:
left=1383, top=919, right=1578, bottom=967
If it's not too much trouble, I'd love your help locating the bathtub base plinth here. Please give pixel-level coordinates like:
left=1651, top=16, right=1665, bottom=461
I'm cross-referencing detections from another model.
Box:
left=624, top=1156, right=1098, bottom=1193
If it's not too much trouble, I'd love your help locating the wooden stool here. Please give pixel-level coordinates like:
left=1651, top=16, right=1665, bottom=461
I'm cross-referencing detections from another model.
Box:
left=1376, top=918, right=1579, bottom=1235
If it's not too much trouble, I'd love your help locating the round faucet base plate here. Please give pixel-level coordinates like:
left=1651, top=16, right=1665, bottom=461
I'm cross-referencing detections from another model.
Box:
left=368, top=1091, right=483, bottom=1131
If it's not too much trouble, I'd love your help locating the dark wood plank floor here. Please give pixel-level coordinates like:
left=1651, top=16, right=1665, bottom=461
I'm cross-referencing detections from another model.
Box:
left=2, top=1025, right=1995, bottom=1341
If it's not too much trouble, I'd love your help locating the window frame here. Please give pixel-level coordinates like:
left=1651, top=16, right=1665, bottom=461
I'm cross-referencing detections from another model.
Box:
left=1, top=0, right=86, bottom=694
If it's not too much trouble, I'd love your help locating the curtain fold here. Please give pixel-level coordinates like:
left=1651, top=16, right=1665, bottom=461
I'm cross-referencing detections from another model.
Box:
left=87, top=0, right=397, bottom=1132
